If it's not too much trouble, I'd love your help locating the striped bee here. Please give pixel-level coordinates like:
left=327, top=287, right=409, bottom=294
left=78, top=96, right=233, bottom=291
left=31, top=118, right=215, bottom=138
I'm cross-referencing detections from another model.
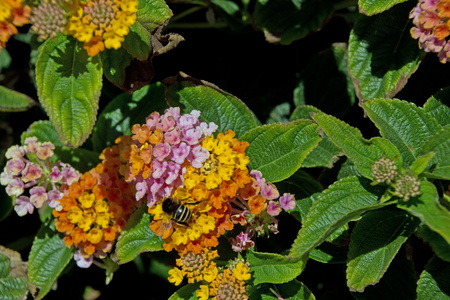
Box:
left=159, top=197, right=202, bottom=236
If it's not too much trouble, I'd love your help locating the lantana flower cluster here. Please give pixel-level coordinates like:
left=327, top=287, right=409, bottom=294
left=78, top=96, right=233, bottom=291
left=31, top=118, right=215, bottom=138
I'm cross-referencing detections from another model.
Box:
left=1, top=0, right=139, bottom=56
left=410, top=0, right=450, bottom=63
left=53, top=136, right=137, bottom=267
left=0, top=137, right=80, bottom=216
left=0, top=0, right=30, bottom=51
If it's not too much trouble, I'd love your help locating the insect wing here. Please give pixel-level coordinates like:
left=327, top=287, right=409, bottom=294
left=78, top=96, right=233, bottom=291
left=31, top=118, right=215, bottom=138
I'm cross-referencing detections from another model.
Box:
left=159, top=214, right=173, bottom=239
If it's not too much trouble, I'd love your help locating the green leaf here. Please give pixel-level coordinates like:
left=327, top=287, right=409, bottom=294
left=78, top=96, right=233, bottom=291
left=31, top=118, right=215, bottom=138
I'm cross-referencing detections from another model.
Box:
left=28, top=222, right=73, bottom=300
left=410, top=152, right=435, bottom=176
left=289, top=176, right=388, bottom=258
left=362, top=98, right=442, bottom=166
left=136, top=0, right=173, bottom=34
left=0, top=188, right=13, bottom=222
left=36, top=34, right=102, bottom=148
left=347, top=210, right=420, bottom=292
left=254, top=0, right=333, bottom=45
left=397, top=181, right=450, bottom=244
left=415, top=225, right=450, bottom=263
left=348, top=2, right=422, bottom=100
left=100, top=48, right=133, bottom=87
left=168, top=282, right=200, bottom=300
left=246, top=250, right=308, bottom=285
left=293, top=43, right=355, bottom=117
left=0, top=85, right=37, bottom=112
left=417, top=256, right=450, bottom=300
left=92, top=82, right=168, bottom=152
left=290, top=105, right=322, bottom=121
left=248, top=279, right=315, bottom=300
left=241, top=120, right=321, bottom=182
left=312, top=112, right=402, bottom=179
left=423, top=88, right=450, bottom=127
left=123, top=21, right=152, bottom=61
left=351, top=248, right=417, bottom=299
left=0, top=250, right=28, bottom=300
left=21, top=120, right=100, bottom=173
left=358, top=0, right=408, bottom=15
left=164, top=72, right=259, bottom=138
left=418, top=126, right=450, bottom=180
left=290, top=106, right=342, bottom=168
left=114, top=205, right=164, bottom=264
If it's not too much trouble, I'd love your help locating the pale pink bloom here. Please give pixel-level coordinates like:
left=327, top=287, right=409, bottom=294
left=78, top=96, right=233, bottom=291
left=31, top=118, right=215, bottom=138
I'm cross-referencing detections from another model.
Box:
left=267, top=201, right=281, bottom=216
left=23, top=137, right=40, bottom=153
left=250, top=170, right=265, bottom=187
left=6, top=178, right=24, bottom=197
left=260, top=182, right=279, bottom=200
left=5, top=145, right=24, bottom=159
left=0, top=171, right=14, bottom=186
left=188, top=145, right=209, bottom=168
left=165, top=162, right=181, bottom=185
left=200, top=122, right=218, bottom=136
left=49, top=166, right=63, bottom=182
left=157, top=115, right=176, bottom=132
left=153, top=143, right=171, bottom=161
left=183, top=128, right=203, bottom=145
left=61, top=165, right=80, bottom=185
left=5, top=158, right=25, bottom=175
left=146, top=111, right=160, bottom=129
left=36, top=142, right=55, bottom=160
left=29, top=186, right=48, bottom=208
left=48, top=190, right=63, bottom=211
left=74, top=250, right=93, bottom=268
left=164, top=127, right=181, bottom=144
left=279, top=193, right=296, bottom=211
left=230, top=231, right=255, bottom=252
left=14, top=196, right=34, bottom=216
left=21, top=163, right=43, bottom=182
left=170, top=142, right=190, bottom=164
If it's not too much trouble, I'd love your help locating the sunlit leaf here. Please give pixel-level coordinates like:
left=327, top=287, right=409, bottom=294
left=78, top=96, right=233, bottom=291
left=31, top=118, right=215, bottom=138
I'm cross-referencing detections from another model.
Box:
left=417, top=256, right=450, bottom=300
left=0, top=85, right=37, bottom=112
left=36, top=34, right=102, bottom=148
left=358, top=0, right=409, bottom=15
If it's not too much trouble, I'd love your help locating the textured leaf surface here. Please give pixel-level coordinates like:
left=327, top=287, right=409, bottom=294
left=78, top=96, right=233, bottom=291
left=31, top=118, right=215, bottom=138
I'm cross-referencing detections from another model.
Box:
left=123, top=21, right=152, bottom=60
left=290, top=106, right=342, bottom=168
left=136, top=0, right=172, bottom=33
left=36, top=34, right=102, bottom=148
left=423, top=88, right=450, bottom=127
left=348, top=2, right=422, bottom=100
left=418, top=126, right=450, bottom=180
left=363, top=98, right=442, bottom=166
left=247, top=250, right=308, bottom=285
left=164, top=72, right=259, bottom=138
left=28, top=223, right=73, bottom=300
left=289, top=176, right=387, bottom=258
left=347, top=210, right=419, bottom=292
left=397, top=181, right=450, bottom=244
left=358, top=0, right=408, bottom=15
left=168, top=282, right=200, bottom=300
left=241, top=120, right=321, bottom=182
left=92, top=82, right=168, bottom=152
left=351, top=249, right=417, bottom=299
left=417, top=256, right=450, bottom=300
left=0, top=85, right=37, bottom=112
left=254, top=0, right=333, bottom=45
left=114, top=206, right=163, bottom=264
left=312, top=113, right=402, bottom=179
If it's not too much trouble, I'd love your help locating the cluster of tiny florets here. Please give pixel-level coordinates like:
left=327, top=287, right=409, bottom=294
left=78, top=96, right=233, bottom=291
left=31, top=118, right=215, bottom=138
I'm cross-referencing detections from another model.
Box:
left=372, top=157, right=398, bottom=184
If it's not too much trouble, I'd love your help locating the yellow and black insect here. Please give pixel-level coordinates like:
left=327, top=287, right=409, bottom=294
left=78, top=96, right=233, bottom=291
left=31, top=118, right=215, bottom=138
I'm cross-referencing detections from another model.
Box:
left=159, top=197, right=203, bottom=236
